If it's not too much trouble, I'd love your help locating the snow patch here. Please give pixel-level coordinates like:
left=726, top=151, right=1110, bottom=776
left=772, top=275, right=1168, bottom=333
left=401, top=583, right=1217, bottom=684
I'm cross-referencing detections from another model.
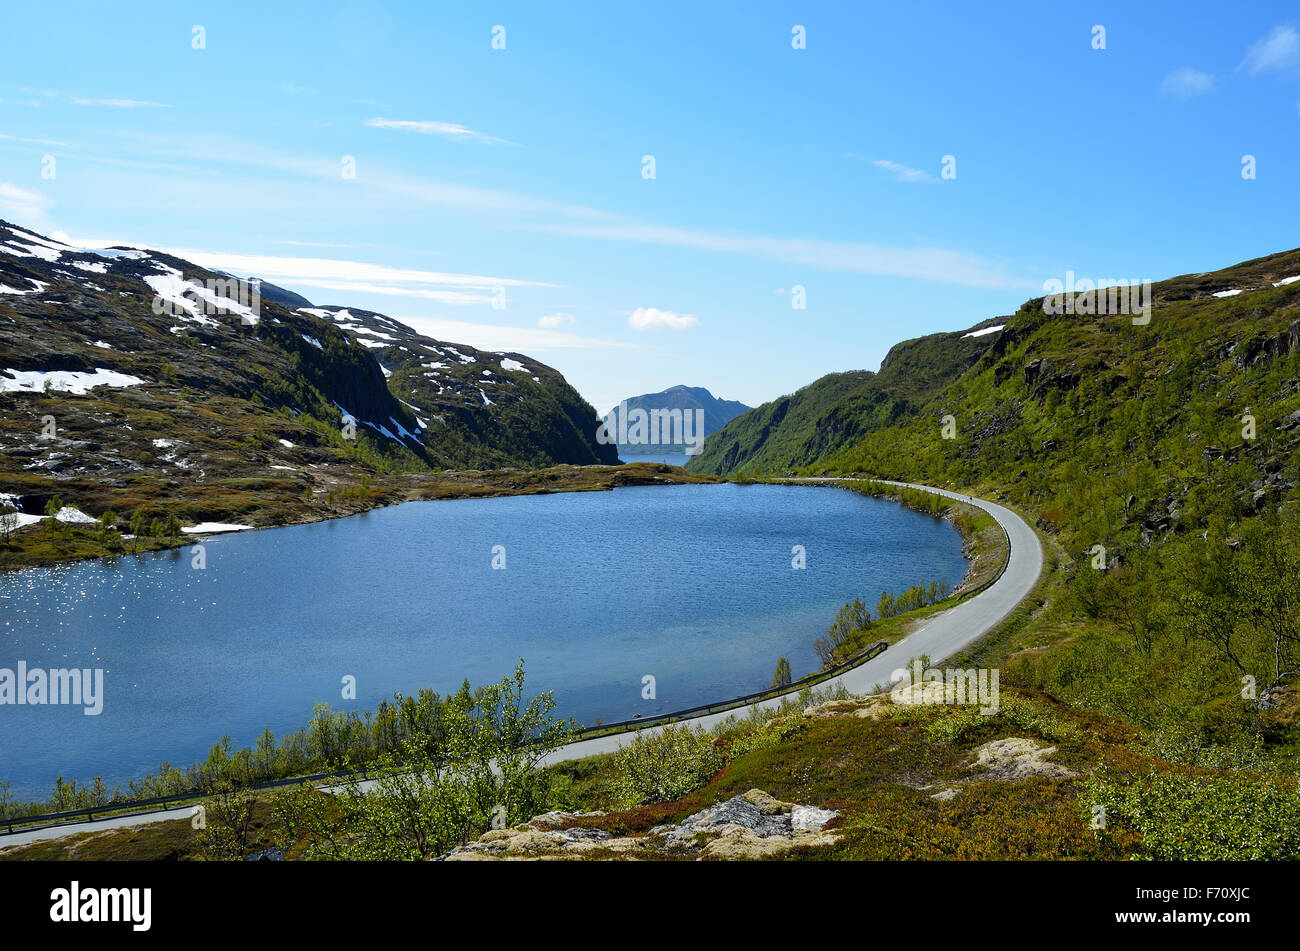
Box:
left=0, top=278, right=48, bottom=295
left=0, top=367, right=146, bottom=394
left=961, top=324, right=1004, bottom=339
left=182, top=522, right=253, bottom=534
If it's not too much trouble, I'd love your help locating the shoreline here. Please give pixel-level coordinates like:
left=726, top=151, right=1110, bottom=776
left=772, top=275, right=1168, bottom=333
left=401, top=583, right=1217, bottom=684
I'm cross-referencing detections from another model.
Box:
left=0, top=462, right=723, bottom=572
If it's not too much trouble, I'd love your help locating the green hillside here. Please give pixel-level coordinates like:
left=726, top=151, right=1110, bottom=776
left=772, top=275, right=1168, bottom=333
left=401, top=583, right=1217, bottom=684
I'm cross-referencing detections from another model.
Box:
left=686, top=322, right=1003, bottom=475
left=788, top=249, right=1300, bottom=772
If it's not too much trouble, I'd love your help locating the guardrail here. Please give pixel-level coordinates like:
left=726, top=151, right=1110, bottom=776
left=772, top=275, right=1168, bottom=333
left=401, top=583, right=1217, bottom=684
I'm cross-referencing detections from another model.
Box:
left=570, top=640, right=891, bottom=740
left=2, top=481, right=1011, bottom=840
left=0, top=766, right=371, bottom=837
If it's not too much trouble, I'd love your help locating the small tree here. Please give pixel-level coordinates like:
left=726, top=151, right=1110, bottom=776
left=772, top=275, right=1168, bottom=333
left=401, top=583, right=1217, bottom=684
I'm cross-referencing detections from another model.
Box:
left=44, top=495, right=64, bottom=529
left=813, top=598, right=871, bottom=667
left=0, top=506, right=16, bottom=542
left=196, top=779, right=257, bottom=861
left=772, top=657, right=793, bottom=688
left=877, top=590, right=896, bottom=619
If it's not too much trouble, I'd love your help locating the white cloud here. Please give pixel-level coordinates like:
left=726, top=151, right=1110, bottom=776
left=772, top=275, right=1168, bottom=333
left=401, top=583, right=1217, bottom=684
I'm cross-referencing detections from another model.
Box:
left=1161, top=67, right=1215, bottom=99
left=0, top=181, right=53, bottom=230
left=538, top=312, right=576, bottom=328
left=396, top=316, right=632, bottom=353
left=873, top=159, right=936, bottom=184
left=628, top=307, right=698, bottom=331
left=1241, top=25, right=1300, bottom=75
left=364, top=118, right=512, bottom=144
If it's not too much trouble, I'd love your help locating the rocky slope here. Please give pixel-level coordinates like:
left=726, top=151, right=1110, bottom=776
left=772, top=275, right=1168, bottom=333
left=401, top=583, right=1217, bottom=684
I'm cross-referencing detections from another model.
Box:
left=817, top=248, right=1300, bottom=551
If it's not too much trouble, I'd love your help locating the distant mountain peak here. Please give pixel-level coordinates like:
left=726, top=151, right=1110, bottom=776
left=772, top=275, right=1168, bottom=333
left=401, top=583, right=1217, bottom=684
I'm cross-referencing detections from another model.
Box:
left=601, top=385, right=751, bottom=456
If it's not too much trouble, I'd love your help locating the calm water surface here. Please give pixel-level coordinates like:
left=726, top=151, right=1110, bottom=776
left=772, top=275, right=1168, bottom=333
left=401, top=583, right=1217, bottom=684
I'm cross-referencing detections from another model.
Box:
left=0, top=484, right=966, bottom=797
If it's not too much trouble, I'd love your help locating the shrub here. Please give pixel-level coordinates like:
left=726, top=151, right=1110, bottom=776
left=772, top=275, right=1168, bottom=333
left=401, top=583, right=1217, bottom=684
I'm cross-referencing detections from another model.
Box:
left=814, top=598, right=871, bottom=666
left=610, top=723, right=725, bottom=808
left=1082, top=765, right=1300, bottom=860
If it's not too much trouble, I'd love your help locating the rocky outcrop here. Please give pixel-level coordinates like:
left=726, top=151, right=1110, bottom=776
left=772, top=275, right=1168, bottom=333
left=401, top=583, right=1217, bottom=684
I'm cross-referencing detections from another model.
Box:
left=1234, top=318, right=1300, bottom=369
left=967, top=737, right=1077, bottom=781
left=438, top=789, right=840, bottom=861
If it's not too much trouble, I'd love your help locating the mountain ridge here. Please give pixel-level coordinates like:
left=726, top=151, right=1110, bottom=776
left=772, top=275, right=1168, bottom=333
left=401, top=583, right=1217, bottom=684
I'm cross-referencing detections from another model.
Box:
left=0, top=220, right=626, bottom=557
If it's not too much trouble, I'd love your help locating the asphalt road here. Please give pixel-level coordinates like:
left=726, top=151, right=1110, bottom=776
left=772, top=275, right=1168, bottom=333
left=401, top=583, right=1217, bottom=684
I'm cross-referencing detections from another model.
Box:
left=1, top=481, right=1042, bottom=848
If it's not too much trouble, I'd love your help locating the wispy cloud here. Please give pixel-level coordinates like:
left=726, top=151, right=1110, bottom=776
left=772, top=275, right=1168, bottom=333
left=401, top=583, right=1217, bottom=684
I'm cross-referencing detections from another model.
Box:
left=52, top=242, right=557, bottom=305
left=1240, top=24, right=1300, bottom=75
left=106, top=131, right=605, bottom=219
left=292, top=280, right=499, bottom=305
left=364, top=118, right=513, bottom=144
left=11, top=87, right=169, bottom=108
left=1161, top=67, right=1215, bottom=99
left=148, top=248, right=555, bottom=304
left=538, top=312, right=576, bottom=328
left=872, top=158, right=937, bottom=184
left=396, top=316, right=632, bottom=353
left=628, top=307, right=698, bottom=331
left=538, top=222, right=1032, bottom=290
left=0, top=181, right=53, bottom=230
left=69, top=96, right=169, bottom=108
left=52, top=132, right=1029, bottom=292
left=0, top=133, right=72, bottom=148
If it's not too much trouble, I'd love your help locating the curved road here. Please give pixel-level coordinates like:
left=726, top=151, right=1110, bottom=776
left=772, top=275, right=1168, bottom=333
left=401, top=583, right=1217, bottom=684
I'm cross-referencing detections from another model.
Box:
left=1, top=481, right=1042, bottom=848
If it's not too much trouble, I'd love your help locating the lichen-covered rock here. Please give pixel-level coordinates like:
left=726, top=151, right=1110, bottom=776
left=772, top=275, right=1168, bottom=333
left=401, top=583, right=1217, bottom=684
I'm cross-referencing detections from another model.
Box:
left=526, top=810, right=605, bottom=830
left=801, top=695, right=888, bottom=719
left=436, top=790, right=839, bottom=861
left=965, top=737, right=1077, bottom=781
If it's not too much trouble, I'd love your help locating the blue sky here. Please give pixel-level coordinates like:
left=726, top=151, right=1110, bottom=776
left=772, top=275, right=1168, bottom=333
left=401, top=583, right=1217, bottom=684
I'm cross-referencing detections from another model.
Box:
left=2, top=1, right=1299, bottom=413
